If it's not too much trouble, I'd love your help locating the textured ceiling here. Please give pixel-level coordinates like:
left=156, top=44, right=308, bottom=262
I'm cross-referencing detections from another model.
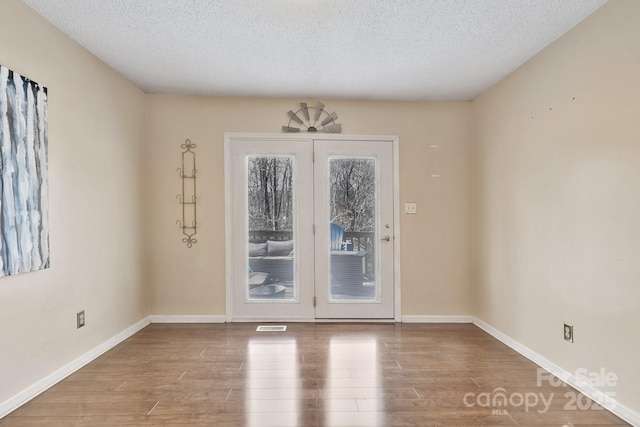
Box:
left=22, top=0, right=606, bottom=101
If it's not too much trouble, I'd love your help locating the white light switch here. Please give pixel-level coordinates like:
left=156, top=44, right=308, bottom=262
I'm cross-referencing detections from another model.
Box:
left=404, top=202, right=417, bottom=214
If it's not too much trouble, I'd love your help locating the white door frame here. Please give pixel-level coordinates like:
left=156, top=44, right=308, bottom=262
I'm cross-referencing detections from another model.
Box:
left=224, top=133, right=402, bottom=322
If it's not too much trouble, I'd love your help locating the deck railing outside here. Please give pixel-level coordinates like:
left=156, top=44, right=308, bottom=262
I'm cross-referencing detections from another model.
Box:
left=248, top=230, right=375, bottom=275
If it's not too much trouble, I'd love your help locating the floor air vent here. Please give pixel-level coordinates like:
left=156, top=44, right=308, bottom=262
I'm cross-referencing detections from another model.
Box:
left=256, top=325, right=287, bottom=332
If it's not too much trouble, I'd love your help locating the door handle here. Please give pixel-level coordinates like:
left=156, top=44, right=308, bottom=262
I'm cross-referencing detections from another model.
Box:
left=381, top=235, right=392, bottom=242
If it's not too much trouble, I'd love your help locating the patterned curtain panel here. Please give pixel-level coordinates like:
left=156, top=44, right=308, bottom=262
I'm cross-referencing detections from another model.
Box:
left=0, top=65, right=49, bottom=277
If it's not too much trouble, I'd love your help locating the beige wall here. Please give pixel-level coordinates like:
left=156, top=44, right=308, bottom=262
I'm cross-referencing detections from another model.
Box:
left=0, top=0, right=148, bottom=406
left=472, top=0, right=640, bottom=412
left=147, top=97, right=472, bottom=317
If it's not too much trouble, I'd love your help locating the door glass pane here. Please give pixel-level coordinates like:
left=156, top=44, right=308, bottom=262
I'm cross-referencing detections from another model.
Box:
left=246, top=155, right=296, bottom=301
left=328, top=157, right=377, bottom=301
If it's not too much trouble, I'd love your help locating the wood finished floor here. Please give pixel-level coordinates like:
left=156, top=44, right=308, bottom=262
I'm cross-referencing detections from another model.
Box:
left=1, top=323, right=629, bottom=426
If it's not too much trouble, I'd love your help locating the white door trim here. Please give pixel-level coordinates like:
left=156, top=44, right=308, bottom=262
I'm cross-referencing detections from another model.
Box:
left=224, top=133, right=401, bottom=322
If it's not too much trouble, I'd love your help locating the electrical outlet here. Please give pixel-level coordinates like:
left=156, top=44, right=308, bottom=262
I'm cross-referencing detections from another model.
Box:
left=77, top=310, right=85, bottom=329
left=404, top=202, right=417, bottom=214
left=564, top=323, right=573, bottom=343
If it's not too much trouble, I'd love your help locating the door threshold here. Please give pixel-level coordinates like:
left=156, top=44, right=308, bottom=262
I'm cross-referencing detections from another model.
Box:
left=231, top=318, right=396, bottom=323
left=314, top=318, right=396, bottom=323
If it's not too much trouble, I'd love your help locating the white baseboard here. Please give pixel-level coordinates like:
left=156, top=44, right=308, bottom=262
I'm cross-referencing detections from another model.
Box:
left=149, top=315, right=226, bottom=323
left=472, top=317, right=640, bottom=426
left=402, top=315, right=473, bottom=323
left=0, top=316, right=151, bottom=419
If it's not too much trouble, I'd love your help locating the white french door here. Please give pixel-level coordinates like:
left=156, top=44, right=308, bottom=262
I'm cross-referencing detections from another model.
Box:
left=313, top=140, right=394, bottom=319
left=225, top=134, right=397, bottom=321
left=228, top=137, right=315, bottom=321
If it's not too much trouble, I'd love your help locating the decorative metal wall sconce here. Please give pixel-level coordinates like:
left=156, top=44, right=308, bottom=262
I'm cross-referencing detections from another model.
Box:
left=282, top=102, right=342, bottom=133
left=177, top=139, right=197, bottom=247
